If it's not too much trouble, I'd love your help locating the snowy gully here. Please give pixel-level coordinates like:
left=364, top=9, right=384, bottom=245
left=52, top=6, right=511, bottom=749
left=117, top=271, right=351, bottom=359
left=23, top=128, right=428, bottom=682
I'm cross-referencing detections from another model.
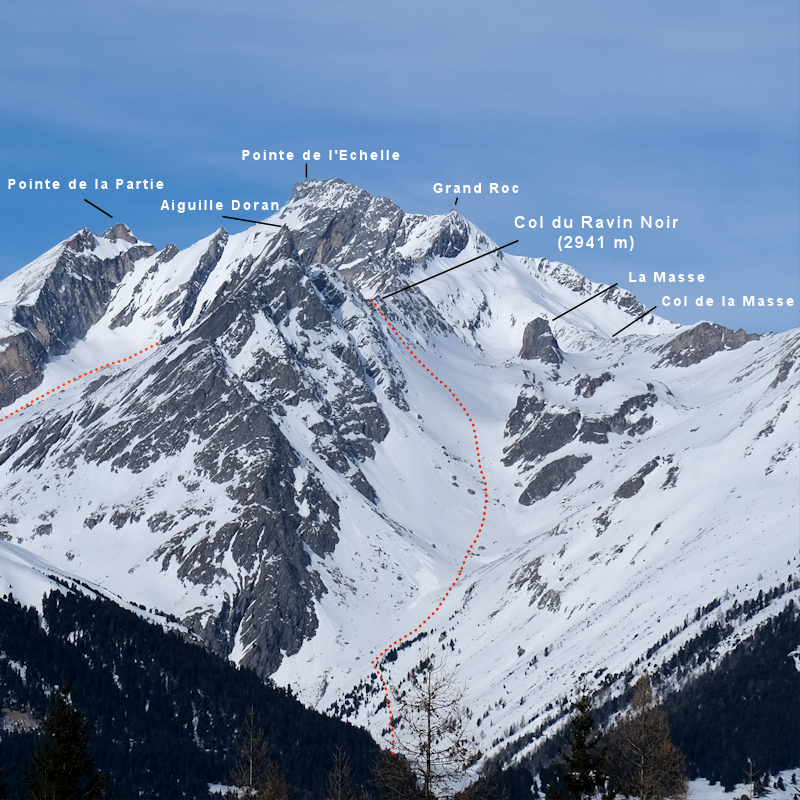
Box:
left=368, top=298, right=488, bottom=753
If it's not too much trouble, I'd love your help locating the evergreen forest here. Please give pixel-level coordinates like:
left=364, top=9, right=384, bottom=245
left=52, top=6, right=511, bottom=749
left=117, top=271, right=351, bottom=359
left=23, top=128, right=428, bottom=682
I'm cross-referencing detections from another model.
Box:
left=0, top=587, right=796, bottom=799
left=0, top=589, right=379, bottom=798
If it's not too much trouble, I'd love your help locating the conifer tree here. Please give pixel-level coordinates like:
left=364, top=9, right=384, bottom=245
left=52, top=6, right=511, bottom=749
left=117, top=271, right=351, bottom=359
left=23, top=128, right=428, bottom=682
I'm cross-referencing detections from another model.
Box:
left=740, top=760, right=770, bottom=800
left=554, top=695, right=614, bottom=800
left=23, top=685, right=105, bottom=800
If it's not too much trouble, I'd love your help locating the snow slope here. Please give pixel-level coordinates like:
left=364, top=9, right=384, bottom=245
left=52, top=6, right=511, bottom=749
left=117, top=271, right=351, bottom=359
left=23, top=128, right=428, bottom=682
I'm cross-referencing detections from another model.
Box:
left=0, top=179, right=796, bottom=768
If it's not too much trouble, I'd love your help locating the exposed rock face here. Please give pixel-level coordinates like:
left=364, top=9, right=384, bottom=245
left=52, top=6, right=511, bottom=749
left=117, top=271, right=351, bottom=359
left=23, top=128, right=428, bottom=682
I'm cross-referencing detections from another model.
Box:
left=578, top=393, right=657, bottom=444
left=502, top=378, right=659, bottom=505
left=614, top=457, right=661, bottom=499
left=574, top=371, right=613, bottom=398
left=519, top=317, right=562, bottom=365
left=502, top=410, right=581, bottom=466
left=156, top=243, right=180, bottom=264
left=285, top=180, right=406, bottom=272
left=770, top=356, right=794, bottom=389
left=275, top=180, right=489, bottom=304
left=607, top=285, right=648, bottom=318
left=519, top=454, right=592, bottom=504
left=65, top=228, right=97, bottom=252
left=504, top=391, right=546, bottom=438
left=0, top=230, right=155, bottom=409
left=102, top=223, right=138, bottom=244
left=425, top=212, right=471, bottom=259
left=177, top=229, right=229, bottom=326
left=0, top=330, right=48, bottom=409
left=510, top=556, right=561, bottom=610
left=655, top=322, right=760, bottom=367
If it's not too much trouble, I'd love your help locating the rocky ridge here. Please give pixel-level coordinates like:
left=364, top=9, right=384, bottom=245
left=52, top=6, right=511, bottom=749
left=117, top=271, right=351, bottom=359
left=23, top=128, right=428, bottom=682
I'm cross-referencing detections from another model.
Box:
left=0, top=180, right=796, bottom=767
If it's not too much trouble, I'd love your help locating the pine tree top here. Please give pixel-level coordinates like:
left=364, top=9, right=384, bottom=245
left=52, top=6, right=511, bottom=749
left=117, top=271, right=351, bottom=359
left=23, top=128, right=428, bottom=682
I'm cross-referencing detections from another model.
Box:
left=24, top=686, right=106, bottom=800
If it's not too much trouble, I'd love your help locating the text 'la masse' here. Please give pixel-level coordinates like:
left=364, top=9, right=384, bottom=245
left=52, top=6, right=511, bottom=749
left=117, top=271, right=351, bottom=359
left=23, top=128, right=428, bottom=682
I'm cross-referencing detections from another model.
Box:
left=629, top=272, right=704, bottom=283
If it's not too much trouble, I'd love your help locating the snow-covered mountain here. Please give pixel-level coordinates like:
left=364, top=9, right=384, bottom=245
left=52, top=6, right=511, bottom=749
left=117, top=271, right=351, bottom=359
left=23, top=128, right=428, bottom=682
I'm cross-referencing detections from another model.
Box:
left=0, top=179, right=797, bottom=767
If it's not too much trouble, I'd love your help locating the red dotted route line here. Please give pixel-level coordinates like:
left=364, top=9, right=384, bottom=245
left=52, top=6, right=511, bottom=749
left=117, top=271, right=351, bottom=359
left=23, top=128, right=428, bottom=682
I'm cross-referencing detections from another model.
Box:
left=0, top=343, right=160, bottom=423
left=369, top=299, right=488, bottom=752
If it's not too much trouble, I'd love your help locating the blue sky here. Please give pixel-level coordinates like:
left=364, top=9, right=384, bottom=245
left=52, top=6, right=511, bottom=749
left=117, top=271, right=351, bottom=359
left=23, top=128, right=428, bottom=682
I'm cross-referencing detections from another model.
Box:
left=1, top=0, right=797, bottom=332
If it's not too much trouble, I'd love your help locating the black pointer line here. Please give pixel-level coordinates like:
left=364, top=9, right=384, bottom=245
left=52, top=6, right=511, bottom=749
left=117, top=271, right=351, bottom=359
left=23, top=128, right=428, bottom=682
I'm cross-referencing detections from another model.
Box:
left=382, top=240, right=519, bottom=299
left=84, top=199, right=112, bottom=218
left=613, top=305, right=658, bottom=337
left=221, top=215, right=282, bottom=228
left=553, top=283, right=618, bottom=321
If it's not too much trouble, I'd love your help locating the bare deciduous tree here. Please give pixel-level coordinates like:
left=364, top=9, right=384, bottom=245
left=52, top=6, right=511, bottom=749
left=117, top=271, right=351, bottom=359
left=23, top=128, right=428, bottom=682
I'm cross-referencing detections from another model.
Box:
left=326, top=746, right=357, bottom=800
left=230, top=707, right=271, bottom=795
left=227, top=707, right=292, bottom=800
left=372, top=748, right=425, bottom=800
left=258, top=763, right=293, bottom=800
left=389, top=649, right=479, bottom=800
left=607, top=674, right=687, bottom=800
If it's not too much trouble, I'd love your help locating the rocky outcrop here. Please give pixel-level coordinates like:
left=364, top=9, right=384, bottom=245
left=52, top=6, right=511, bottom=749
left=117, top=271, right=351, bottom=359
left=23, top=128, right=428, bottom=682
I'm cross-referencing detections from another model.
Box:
left=519, top=454, right=592, bottom=504
left=102, top=223, right=138, bottom=244
left=273, top=181, right=484, bottom=304
left=502, top=386, right=658, bottom=500
left=156, top=243, right=180, bottom=264
left=769, top=356, right=794, bottom=389
left=614, top=457, right=661, bottom=499
left=574, top=371, right=613, bottom=398
left=578, top=393, right=657, bottom=444
left=502, top=410, right=581, bottom=466
left=285, top=180, right=404, bottom=271
left=519, top=317, right=562, bottom=365
left=504, top=391, right=546, bottom=438
left=425, top=212, right=471, bottom=259
left=510, top=556, right=561, bottom=610
left=655, top=322, right=760, bottom=367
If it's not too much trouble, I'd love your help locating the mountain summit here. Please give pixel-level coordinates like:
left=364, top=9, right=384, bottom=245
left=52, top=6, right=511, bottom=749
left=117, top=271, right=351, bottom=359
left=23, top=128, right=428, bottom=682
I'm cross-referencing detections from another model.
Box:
left=0, top=179, right=796, bottom=764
